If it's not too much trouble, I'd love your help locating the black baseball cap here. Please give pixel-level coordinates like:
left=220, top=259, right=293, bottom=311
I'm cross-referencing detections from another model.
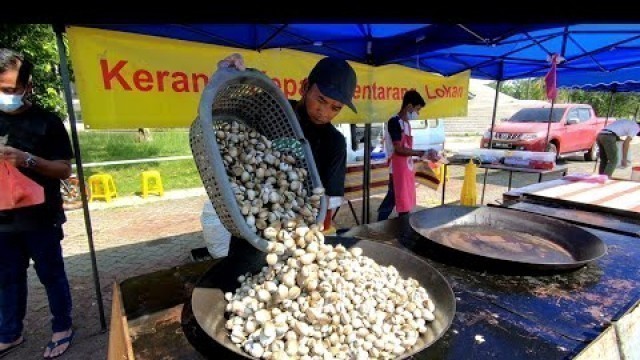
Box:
left=308, top=57, right=358, bottom=113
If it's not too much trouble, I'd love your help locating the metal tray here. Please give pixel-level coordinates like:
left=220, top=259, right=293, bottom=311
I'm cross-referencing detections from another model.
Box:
left=409, top=206, right=607, bottom=271
left=190, top=236, right=456, bottom=359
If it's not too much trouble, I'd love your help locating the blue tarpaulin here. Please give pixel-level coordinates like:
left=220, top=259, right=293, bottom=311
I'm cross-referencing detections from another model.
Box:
left=82, top=24, right=640, bottom=83
left=394, top=24, right=640, bottom=81
left=557, top=67, right=640, bottom=92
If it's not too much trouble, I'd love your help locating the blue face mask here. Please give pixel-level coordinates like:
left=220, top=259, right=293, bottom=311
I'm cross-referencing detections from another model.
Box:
left=0, top=93, right=24, bottom=113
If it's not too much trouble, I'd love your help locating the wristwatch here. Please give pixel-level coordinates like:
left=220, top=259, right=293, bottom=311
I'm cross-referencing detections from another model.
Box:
left=24, top=152, right=37, bottom=168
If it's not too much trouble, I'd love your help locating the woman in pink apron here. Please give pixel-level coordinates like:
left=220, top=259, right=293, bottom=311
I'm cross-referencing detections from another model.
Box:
left=377, top=90, right=428, bottom=221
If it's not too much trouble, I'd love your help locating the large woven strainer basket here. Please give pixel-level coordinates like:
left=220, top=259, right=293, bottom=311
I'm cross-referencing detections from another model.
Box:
left=189, top=68, right=327, bottom=252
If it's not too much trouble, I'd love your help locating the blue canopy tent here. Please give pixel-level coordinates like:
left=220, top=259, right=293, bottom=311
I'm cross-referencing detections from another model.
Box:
left=77, top=24, right=640, bottom=79
left=80, top=23, right=555, bottom=65
left=52, top=24, right=640, bottom=328
left=392, top=24, right=640, bottom=80
left=558, top=67, right=640, bottom=92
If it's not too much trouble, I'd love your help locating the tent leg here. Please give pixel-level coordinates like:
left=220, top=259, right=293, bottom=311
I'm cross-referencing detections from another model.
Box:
left=54, top=25, right=107, bottom=331
left=543, top=98, right=556, bottom=151
left=480, top=168, right=489, bottom=204
left=480, top=80, right=502, bottom=204
left=362, top=124, right=372, bottom=224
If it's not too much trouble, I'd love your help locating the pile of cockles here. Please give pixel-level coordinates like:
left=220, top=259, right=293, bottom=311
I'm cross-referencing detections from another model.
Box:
left=216, top=120, right=323, bottom=238
left=218, top=121, right=436, bottom=359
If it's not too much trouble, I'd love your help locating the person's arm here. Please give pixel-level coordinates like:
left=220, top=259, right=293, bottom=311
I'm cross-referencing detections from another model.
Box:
left=0, top=113, right=74, bottom=180
left=0, top=146, right=71, bottom=179
left=393, top=143, right=425, bottom=157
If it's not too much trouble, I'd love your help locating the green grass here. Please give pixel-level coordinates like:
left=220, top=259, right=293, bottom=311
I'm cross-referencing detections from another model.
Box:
left=75, top=130, right=202, bottom=195
left=77, top=130, right=191, bottom=163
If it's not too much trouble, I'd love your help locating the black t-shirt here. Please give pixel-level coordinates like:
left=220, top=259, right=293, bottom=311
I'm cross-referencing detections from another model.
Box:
left=387, top=115, right=403, bottom=142
left=289, top=100, right=346, bottom=197
left=0, top=105, right=74, bottom=231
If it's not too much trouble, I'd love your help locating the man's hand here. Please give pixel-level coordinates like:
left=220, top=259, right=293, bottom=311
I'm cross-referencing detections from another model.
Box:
left=217, top=53, right=246, bottom=71
left=0, top=145, right=28, bottom=167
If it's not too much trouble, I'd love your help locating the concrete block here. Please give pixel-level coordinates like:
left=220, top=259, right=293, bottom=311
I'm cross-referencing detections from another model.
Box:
left=616, top=301, right=640, bottom=360
left=575, top=326, right=621, bottom=360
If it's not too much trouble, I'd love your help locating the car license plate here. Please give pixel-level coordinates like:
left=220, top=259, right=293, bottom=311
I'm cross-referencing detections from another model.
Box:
left=492, top=142, right=511, bottom=149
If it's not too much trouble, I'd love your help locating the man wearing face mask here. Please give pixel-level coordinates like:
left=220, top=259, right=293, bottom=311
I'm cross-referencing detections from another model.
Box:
left=0, top=48, right=75, bottom=359
left=377, top=90, right=436, bottom=221
left=219, top=54, right=357, bottom=233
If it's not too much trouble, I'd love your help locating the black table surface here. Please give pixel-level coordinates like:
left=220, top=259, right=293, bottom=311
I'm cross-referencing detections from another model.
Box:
left=121, top=205, right=640, bottom=359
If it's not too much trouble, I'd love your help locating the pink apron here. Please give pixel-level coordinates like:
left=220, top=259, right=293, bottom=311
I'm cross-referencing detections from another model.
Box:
left=391, top=120, right=416, bottom=213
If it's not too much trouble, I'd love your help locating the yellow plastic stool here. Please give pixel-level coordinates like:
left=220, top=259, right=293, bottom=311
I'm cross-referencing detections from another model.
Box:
left=141, top=170, right=164, bottom=198
left=88, top=174, right=118, bottom=202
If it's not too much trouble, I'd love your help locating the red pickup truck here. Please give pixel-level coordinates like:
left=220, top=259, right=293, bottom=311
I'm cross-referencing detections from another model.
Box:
left=480, top=104, right=612, bottom=160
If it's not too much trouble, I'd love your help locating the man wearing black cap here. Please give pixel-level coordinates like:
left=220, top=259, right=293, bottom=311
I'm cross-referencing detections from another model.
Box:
left=289, top=57, right=357, bottom=231
left=218, top=54, right=358, bottom=232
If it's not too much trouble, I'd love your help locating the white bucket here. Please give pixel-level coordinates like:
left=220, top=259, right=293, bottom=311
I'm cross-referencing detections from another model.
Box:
left=200, top=202, right=231, bottom=258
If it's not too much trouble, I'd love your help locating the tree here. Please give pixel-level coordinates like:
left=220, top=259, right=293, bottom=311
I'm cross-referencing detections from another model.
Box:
left=493, top=78, right=640, bottom=119
left=0, top=24, right=67, bottom=119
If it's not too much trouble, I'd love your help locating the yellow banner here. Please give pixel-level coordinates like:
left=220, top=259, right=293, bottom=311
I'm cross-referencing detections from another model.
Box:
left=67, top=26, right=469, bottom=129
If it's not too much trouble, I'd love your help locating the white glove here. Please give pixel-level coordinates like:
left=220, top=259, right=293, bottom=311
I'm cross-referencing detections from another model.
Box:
left=217, top=53, right=246, bottom=71
left=328, top=196, right=344, bottom=210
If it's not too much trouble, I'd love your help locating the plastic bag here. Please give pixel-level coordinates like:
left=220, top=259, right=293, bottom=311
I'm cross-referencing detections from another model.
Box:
left=0, top=160, right=45, bottom=210
left=200, top=201, right=231, bottom=258
left=563, top=173, right=608, bottom=184
left=415, top=160, right=441, bottom=190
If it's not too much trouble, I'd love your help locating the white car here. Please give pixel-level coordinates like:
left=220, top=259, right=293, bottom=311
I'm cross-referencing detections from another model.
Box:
left=337, top=119, right=446, bottom=164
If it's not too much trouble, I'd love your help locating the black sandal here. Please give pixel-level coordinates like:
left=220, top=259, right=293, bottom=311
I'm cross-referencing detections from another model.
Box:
left=0, top=337, right=25, bottom=358
left=44, top=330, right=74, bottom=359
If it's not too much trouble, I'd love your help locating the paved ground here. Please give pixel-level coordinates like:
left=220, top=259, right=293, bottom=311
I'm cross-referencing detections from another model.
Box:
left=6, top=137, right=640, bottom=359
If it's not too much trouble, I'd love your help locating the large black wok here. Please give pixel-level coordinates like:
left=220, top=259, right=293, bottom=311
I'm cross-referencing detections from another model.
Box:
left=190, top=236, right=456, bottom=359
left=409, top=206, right=607, bottom=272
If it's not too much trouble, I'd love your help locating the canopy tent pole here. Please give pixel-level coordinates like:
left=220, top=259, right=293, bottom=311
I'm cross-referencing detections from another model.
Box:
left=634, top=104, right=639, bottom=122
left=593, top=90, right=616, bottom=173
left=54, top=25, right=107, bottom=330
left=543, top=98, right=557, bottom=152
left=480, top=80, right=502, bottom=205
left=362, top=124, right=372, bottom=224
left=360, top=41, right=374, bottom=225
